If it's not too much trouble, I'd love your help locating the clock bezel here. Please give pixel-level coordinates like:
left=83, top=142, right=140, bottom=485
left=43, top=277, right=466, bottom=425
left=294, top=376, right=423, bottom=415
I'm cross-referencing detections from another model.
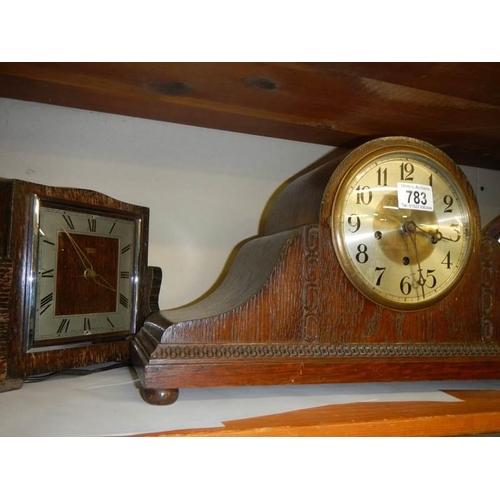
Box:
left=329, top=137, right=480, bottom=311
left=25, top=194, right=144, bottom=351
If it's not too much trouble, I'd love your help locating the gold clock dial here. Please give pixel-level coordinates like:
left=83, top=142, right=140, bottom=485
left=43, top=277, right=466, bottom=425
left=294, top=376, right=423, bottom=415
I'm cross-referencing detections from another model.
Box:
left=331, top=139, right=477, bottom=310
left=29, top=199, right=140, bottom=347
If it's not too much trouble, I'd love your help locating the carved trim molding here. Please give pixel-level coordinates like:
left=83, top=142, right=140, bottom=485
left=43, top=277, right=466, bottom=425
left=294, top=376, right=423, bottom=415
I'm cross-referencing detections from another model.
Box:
left=151, top=342, right=500, bottom=360
left=0, top=260, right=13, bottom=379
left=301, top=226, right=320, bottom=342
left=134, top=329, right=161, bottom=358
left=481, top=237, right=495, bottom=342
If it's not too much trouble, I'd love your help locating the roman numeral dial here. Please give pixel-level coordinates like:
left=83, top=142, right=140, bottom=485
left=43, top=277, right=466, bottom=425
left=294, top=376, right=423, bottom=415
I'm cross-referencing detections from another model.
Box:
left=32, top=203, right=140, bottom=345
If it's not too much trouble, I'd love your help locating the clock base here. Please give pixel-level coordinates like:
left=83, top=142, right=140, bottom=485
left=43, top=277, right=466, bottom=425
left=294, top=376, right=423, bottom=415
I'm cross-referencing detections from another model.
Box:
left=0, top=378, right=23, bottom=394
left=131, top=339, right=500, bottom=405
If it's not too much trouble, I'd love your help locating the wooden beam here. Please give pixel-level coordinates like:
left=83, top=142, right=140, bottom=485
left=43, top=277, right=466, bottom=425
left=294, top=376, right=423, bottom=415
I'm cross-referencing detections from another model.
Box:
left=1, top=62, right=499, bottom=170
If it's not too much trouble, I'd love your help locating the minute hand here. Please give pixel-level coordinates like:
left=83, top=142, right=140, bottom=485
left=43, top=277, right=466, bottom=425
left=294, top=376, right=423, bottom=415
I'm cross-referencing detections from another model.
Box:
left=61, top=227, right=94, bottom=272
left=404, top=221, right=426, bottom=298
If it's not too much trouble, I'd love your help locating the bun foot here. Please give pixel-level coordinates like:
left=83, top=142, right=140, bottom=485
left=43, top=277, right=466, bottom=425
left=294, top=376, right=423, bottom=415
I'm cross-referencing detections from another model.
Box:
left=140, top=387, right=179, bottom=405
left=0, top=378, right=23, bottom=393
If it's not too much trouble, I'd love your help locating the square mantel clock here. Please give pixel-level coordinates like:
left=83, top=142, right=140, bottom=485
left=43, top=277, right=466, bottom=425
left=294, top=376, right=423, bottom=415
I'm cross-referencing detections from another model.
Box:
left=0, top=178, right=156, bottom=393
left=130, top=137, right=500, bottom=405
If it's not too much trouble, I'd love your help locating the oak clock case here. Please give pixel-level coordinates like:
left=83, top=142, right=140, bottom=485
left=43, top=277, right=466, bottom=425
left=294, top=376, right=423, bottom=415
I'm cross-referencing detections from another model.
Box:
left=131, top=136, right=500, bottom=405
left=0, top=179, right=151, bottom=393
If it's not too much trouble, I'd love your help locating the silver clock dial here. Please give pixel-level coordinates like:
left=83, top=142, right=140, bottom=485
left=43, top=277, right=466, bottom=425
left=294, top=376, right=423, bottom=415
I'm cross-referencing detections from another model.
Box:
left=29, top=200, right=140, bottom=346
left=331, top=147, right=475, bottom=310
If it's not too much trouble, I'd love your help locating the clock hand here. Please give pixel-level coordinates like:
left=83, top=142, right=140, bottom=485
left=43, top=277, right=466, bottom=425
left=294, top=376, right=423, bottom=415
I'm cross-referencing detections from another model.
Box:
left=413, top=223, right=442, bottom=244
left=61, top=228, right=117, bottom=292
left=435, top=228, right=461, bottom=242
left=61, top=227, right=94, bottom=273
left=414, top=224, right=461, bottom=243
left=82, top=268, right=117, bottom=292
left=403, top=221, right=426, bottom=298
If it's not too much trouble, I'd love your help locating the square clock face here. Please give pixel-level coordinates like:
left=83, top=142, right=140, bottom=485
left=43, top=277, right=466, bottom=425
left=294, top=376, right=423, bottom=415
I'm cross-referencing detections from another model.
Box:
left=27, top=197, right=142, bottom=349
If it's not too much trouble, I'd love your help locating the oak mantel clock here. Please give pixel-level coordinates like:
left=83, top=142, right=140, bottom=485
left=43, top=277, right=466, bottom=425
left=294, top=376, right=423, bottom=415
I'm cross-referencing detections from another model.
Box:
left=0, top=178, right=154, bottom=393
left=131, top=137, right=500, bottom=405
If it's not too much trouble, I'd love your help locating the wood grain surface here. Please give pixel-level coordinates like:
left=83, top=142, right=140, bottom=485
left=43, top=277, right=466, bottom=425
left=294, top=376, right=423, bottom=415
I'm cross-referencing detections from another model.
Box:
left=1, top=62, right=499, bottom=170
left=135, top=390, right=500, bottom=437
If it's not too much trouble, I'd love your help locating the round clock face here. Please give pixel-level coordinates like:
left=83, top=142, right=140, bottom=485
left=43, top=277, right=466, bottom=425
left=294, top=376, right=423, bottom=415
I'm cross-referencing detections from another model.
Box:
left=331, top=140, right=476, bottom=310
left=28, top=198, right=141, bottom=347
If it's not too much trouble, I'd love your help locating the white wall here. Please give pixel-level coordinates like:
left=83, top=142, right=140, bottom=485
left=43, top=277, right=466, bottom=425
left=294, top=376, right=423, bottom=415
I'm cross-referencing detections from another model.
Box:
left=1, top=98, right=499, bottom=309
left=0, top=98, right=332, bottom=308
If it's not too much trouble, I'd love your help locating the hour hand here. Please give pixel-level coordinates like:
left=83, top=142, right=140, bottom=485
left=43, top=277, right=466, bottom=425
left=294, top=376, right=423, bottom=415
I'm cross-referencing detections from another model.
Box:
left=417, top=227, right=461, bottom=244
left=413, top=223, right=442, bottom=244
left=84, top=268, right=116, bottom=292
left=436, top=227, right=461, bottom=242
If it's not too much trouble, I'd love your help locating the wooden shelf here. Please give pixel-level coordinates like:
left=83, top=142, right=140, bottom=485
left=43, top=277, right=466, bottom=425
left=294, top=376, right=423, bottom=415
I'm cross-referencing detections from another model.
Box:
left=1, top=62, right=499, bottom=170
left=137, top=390, right=500, bottom=437
left=2, top=363, right=499, bottom=436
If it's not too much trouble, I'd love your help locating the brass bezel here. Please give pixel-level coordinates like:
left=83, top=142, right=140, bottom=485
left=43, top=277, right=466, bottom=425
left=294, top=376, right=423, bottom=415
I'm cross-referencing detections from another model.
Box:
left=330, top=137, right=480, bottom=311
